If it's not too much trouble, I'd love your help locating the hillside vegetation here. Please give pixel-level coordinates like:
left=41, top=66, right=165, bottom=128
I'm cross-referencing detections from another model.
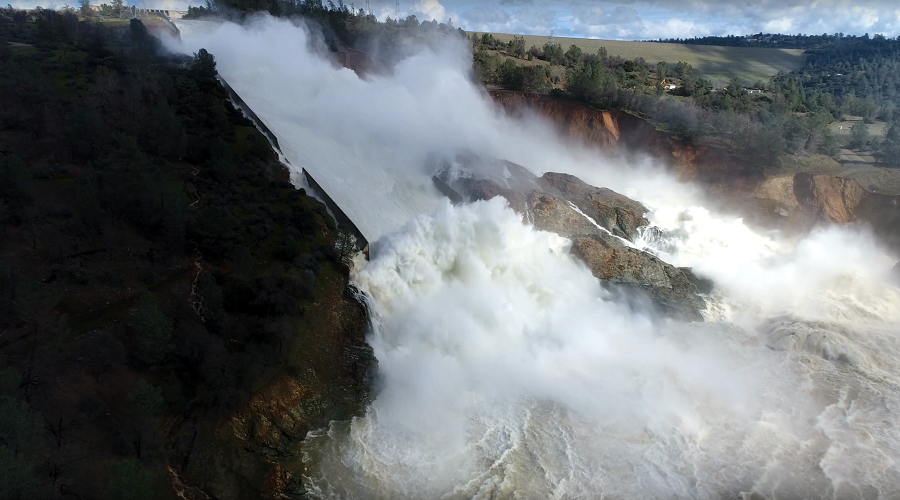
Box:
left=485, top=32, right=806, bottom=86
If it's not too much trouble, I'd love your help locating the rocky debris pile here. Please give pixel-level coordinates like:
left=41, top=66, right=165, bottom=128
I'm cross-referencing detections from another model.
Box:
left=432, top=152, right=711, bottom=321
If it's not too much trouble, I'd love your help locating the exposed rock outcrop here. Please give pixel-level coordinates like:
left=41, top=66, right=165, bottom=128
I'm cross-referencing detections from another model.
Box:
left=526, top=190, right=709, bottom=321
left=791, top=173, right=900, bottom=248
left=526, top=191, right=601, bottom=237
left=335, top=49, right=375, bottom=78
left=432, top=152, right=710, bottom=321
left=537, top=172, right=649, bottom=240
left=793, top=173, right=868, bottom=223
left=570, top=233, right=711, bottom=321
left=752, top=175, right=800, bottom=215
left=490, top=91, right=667, bottom=155
left=431, top=151, right=544, bottom=214
left=183, top=276, right=376, bottom=500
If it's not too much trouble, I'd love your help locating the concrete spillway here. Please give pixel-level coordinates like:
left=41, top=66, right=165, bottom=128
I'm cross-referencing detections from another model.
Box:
left=218, top=77, right=370, bottom=251
left=172, top=19, right=444, bottom=246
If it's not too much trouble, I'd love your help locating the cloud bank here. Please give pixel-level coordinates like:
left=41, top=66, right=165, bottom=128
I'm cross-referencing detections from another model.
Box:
left=13, top=0, right=899, bottom=40
left=454, top=0, right=900, bottom=40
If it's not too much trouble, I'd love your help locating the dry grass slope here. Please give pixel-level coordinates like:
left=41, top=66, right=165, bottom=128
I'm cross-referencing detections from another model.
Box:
left=487, top=33, right=806, bottom=86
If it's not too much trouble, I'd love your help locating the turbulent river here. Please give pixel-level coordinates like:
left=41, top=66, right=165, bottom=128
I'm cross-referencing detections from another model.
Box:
left=172, top=17, right=900, bottom=499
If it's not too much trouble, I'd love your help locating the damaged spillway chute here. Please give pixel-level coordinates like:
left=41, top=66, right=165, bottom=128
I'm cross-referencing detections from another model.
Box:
left=219, top=76, right=370, bottom=257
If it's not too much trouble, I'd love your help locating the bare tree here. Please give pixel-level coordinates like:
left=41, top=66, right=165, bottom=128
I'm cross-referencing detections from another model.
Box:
left=45, top=414, right=77, bottom=450
left=335, top=228, right=358, bottom=268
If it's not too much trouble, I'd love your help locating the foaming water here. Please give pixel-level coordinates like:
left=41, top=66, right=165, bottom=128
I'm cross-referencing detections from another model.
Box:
left=298, top=199, right=900, bottom=499
left=306, top=199, right=778, bottom=499
left=169, top=17, right=900, bottom=499
left=637, top=205, right=900, bottom=327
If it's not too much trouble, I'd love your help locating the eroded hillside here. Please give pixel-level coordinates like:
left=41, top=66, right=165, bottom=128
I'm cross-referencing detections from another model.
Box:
left=491, top=91, right=900, bottom=250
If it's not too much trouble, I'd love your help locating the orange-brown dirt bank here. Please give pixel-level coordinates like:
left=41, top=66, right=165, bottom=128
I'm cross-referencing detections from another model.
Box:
left=490, top=91, right=900, bottom=251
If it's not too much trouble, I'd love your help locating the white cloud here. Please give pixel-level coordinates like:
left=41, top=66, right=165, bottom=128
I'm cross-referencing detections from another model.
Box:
left=460, top=5, right=557, bottom=35
left=411, top=0, right=448, bottom=22
left=11, top=0, right=900, bottom=38
left=570, top=5, right=647, bottom=39
left=463, top=5, right=510, bottom=25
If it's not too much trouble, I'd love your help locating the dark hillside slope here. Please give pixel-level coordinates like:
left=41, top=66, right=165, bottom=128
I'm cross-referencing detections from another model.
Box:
left=0, top=15, right=373, bottom=499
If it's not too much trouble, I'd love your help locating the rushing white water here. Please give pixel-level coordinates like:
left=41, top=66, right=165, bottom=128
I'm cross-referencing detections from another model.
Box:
left=170, top=17, right=692, bottom=241
left=171, top=17, right=900, bottom=499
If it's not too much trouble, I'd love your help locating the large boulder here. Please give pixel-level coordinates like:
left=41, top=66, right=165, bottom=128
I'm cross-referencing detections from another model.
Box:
left=526, top=191, right=600, bottom=237
left=430, top=153, right=710, bottom=321
left=433, top=154, right=650, bottom=240
left=537, top=172, right=649, bottom=240
left=431, top=151, right=541, bottom=214
left=569, top=233, right=711, bottom=321
left=569, top=234, right=671, bottom=288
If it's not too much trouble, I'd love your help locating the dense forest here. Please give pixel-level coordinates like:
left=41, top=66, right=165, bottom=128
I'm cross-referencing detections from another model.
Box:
left=1, top=9, right=373, bottom=499
left=777, top=35, right=900, bottom=122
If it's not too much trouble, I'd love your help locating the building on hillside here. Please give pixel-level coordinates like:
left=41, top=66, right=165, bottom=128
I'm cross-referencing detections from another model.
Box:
left=657, top=78, right=679, bottom=90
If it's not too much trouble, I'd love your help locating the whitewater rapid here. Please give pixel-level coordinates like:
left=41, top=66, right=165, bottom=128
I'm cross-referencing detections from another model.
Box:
left=172, top=17, right=900, bottom=499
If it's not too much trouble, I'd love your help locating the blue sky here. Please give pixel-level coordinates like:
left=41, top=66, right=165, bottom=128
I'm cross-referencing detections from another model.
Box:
left=13, top=0, right=900, bottom=40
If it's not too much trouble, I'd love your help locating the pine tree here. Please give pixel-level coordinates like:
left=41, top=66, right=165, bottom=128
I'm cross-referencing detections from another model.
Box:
left=874, top=122, right=900, bottom=165
left=849, top=121, right=869, bottom=149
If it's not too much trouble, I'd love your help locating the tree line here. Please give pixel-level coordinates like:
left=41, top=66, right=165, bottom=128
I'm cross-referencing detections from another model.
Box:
left=657, top=32, right=890, bottom=50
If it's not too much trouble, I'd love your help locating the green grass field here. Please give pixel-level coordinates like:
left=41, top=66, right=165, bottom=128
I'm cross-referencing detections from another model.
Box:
left=486, top=33, right=807, bottom=86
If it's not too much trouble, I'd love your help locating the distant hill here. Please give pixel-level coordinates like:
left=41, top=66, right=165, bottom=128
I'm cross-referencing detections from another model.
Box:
left=486, top=33, right=806, bottom=86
